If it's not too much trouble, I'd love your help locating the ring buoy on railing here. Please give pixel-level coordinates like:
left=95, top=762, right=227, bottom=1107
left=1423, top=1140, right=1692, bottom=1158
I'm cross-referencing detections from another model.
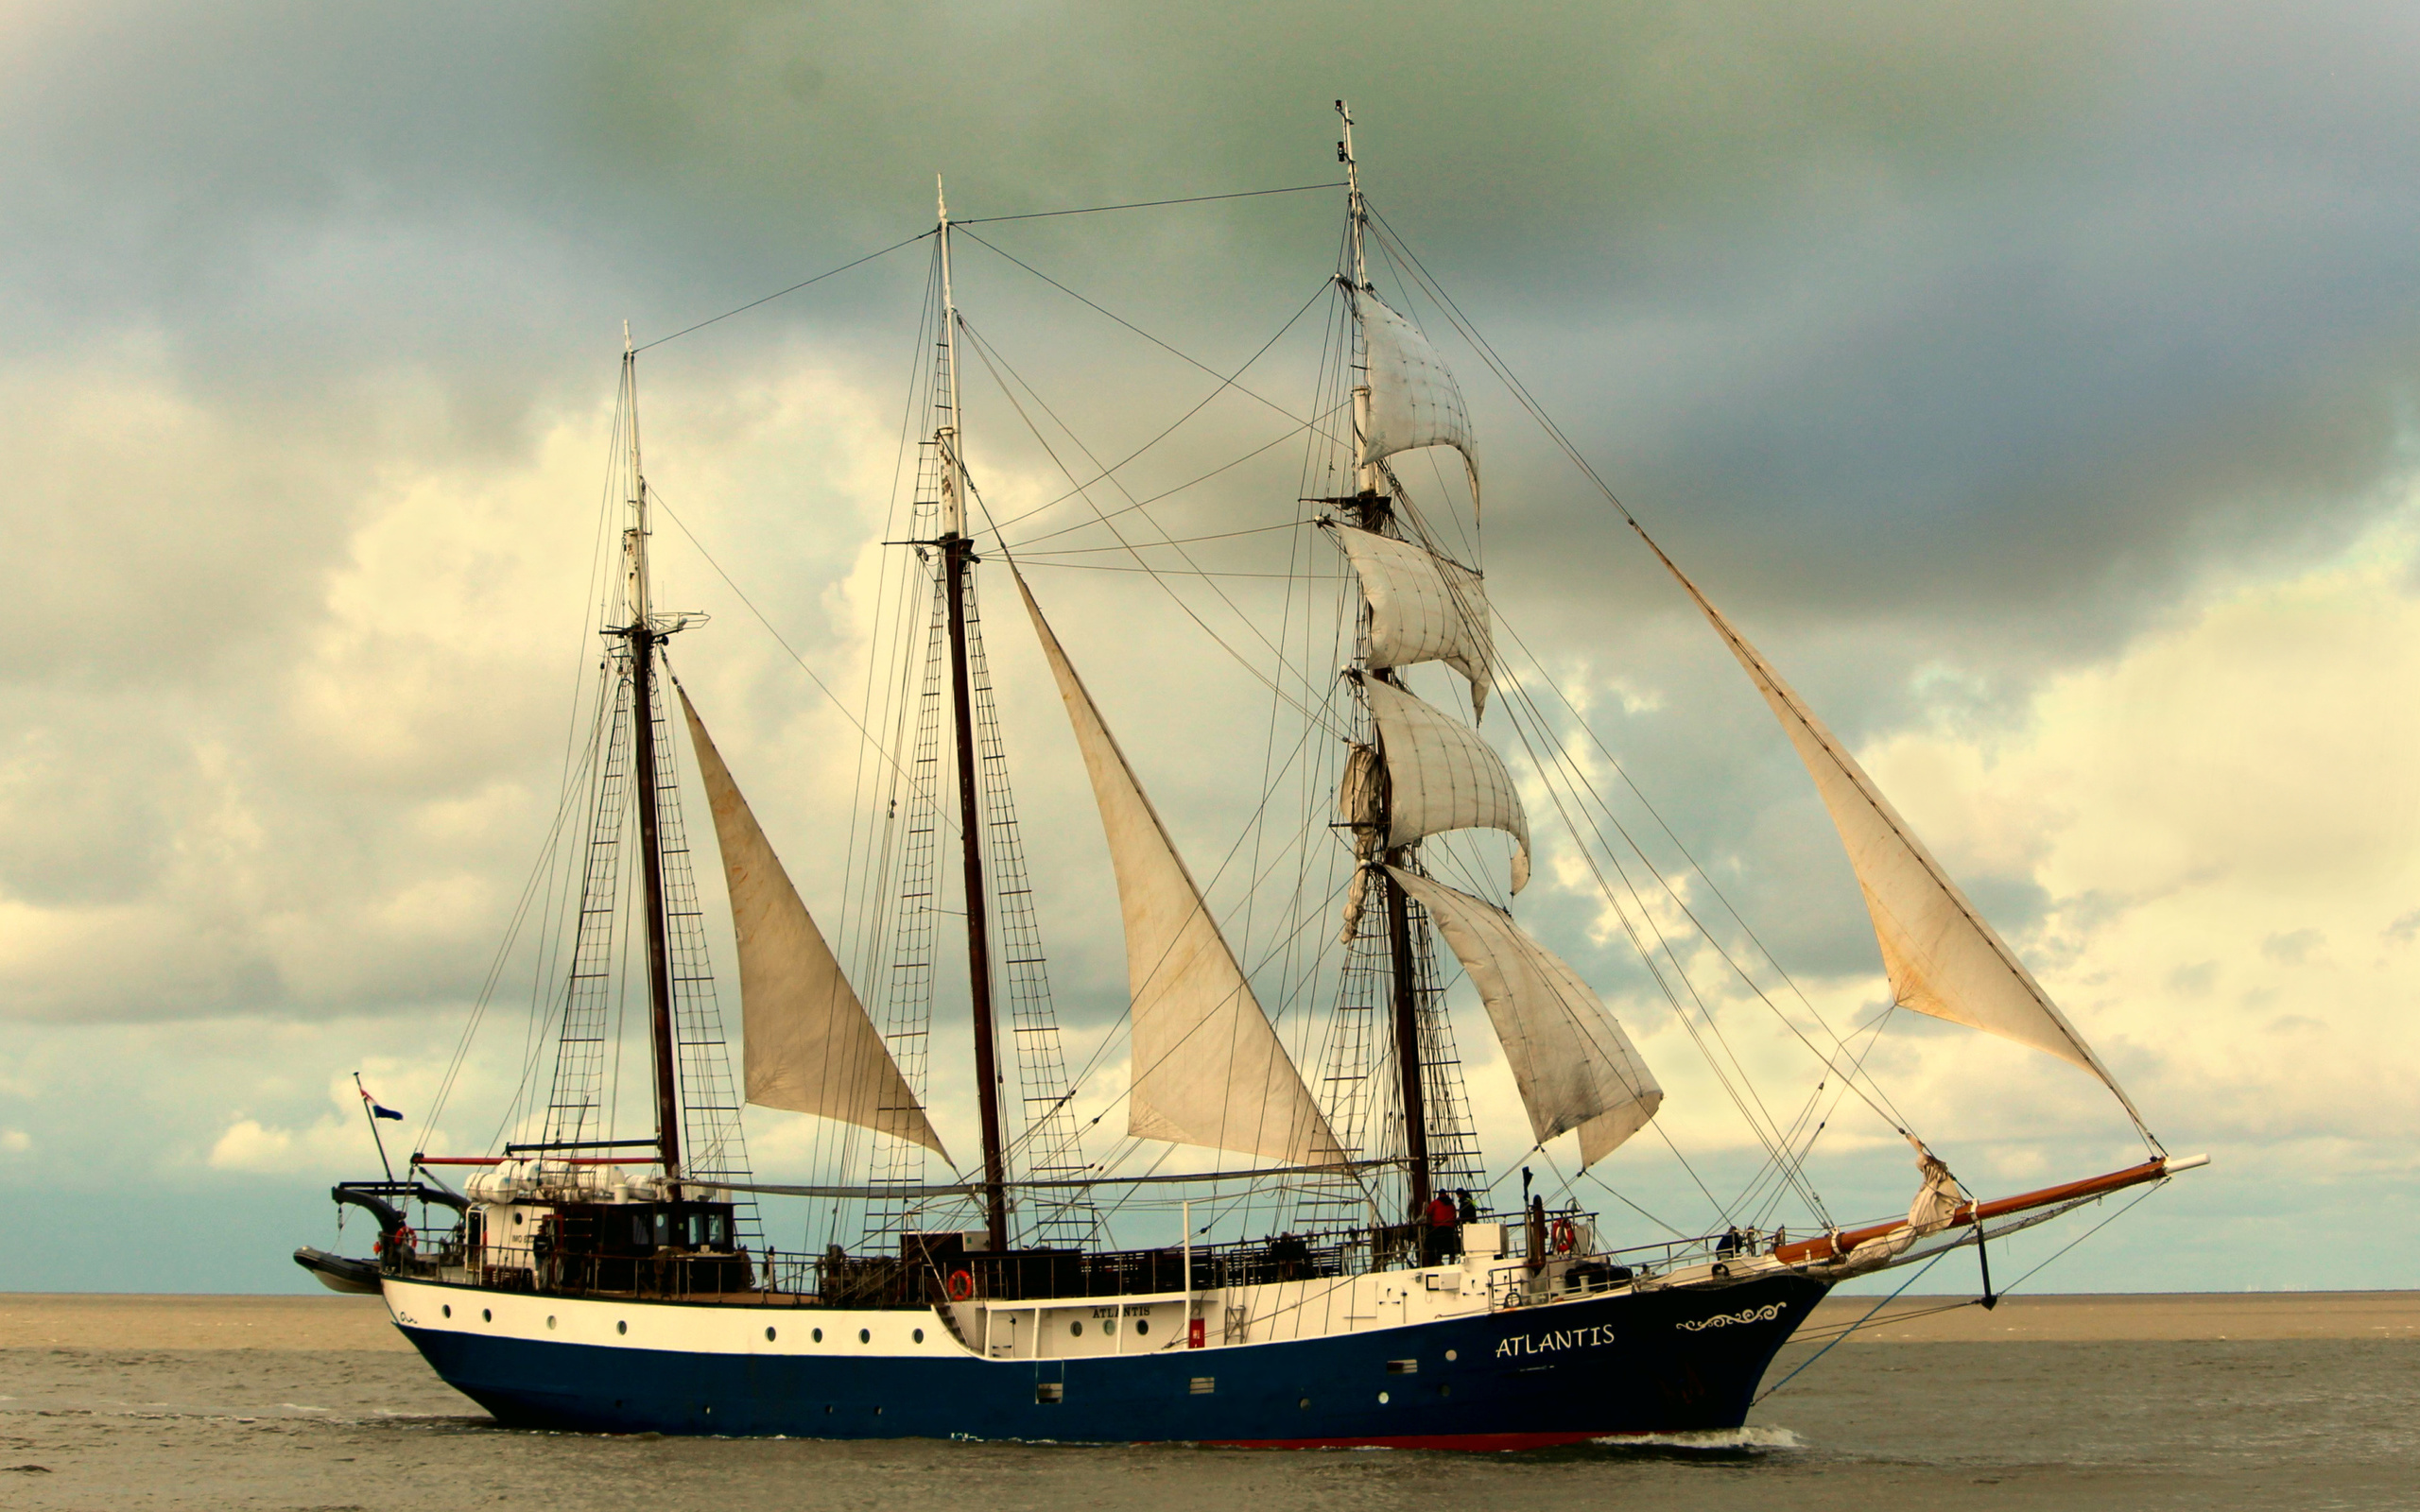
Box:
left=945, top=1268, right=975, bottom=1301
left=1550, top=1217, right=1578, bottom=1255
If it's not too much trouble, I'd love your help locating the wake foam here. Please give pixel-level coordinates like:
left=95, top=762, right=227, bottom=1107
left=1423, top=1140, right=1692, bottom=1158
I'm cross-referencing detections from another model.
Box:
left=1591, top=1426, right=1806, bottom=1452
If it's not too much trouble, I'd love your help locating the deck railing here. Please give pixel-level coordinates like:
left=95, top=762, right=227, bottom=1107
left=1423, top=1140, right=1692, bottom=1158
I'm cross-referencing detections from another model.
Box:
left=373, top=1203, right=1789, bottom=1310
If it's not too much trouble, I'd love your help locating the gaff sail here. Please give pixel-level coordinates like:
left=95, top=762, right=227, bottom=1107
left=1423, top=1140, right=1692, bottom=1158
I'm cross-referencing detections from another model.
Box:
left=678, top=687, right=951, bottom=1160
left=1015, top=570, right=1346, bottom=1167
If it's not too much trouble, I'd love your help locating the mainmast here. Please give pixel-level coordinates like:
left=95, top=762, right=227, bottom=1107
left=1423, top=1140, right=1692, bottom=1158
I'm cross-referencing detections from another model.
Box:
left=1339, top=100, right=1433, bottom=1222
left=937, top=181, right=1012, bottom=1252
left=621, top=334, right=683, bottom=1182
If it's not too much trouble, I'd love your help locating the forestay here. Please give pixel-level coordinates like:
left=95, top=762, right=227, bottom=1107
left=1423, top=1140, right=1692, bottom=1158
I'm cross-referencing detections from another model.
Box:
left=1663, top=564, right=2149, bottom=1124
left=1358, top=674, right=1530, bottom=893
left=1357, top=291, right=1480, bottom=510
left=1330, top=524, right=1493, bottom=721
left=1015, top=571, right=1346, bottom=1166
left=1389, top=868, right=1662, bottom=1166
left=677, top=688, right=950, bottom=1160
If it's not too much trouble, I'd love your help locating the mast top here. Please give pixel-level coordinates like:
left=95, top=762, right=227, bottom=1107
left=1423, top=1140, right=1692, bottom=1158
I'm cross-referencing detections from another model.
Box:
left=1337, top=99, right=1366, bottom=291
left=936, top=173, right=967, bottom=539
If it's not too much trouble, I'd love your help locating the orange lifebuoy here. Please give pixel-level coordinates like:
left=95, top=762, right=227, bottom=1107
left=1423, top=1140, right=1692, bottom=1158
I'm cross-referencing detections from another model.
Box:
left=392, top=1224, right=417, bottom=1255
left=1550, top=1217, right=1578, bottom=1255
left=945, top=1268, right=975, bottom=1301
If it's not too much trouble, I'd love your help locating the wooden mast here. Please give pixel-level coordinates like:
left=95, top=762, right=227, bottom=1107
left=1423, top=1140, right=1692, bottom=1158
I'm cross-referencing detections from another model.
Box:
left=1340, top=102, right=1432, bottom=1224
left=622, top=339, right=683, bottom=1181
left=937, top=183, right=1011, bottom=1252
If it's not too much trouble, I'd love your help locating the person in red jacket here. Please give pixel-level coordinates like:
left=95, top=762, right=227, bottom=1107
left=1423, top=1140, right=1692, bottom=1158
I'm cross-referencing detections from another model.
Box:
left=1424, top=1192, right=1461, bottom=1263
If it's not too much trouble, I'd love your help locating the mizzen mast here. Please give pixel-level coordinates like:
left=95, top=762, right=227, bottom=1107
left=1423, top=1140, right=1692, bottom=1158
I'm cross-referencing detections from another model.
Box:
left=936, top=180, right=1012, bottom=1252
left=620, top=334, right=685, bottom=1182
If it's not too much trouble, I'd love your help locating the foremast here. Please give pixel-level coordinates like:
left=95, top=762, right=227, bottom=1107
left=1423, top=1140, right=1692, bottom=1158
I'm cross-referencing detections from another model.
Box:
left=1341, top=101, right=1433, bottom=1223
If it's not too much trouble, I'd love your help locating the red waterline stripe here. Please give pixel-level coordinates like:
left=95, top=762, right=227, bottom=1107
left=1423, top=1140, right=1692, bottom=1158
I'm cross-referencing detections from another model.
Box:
left=1204, top=1431, right=1622, bottom=1452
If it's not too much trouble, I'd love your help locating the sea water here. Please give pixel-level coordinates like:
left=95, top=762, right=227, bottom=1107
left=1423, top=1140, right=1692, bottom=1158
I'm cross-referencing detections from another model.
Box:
left=3, top=1328, right=2414, bottom=1509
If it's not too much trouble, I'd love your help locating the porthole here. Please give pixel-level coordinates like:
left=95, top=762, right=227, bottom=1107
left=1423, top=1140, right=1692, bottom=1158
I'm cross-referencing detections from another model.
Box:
left=1378, top=1391, right=1391, bottom=1405
left=616, top=1320, right=627, bottom=1335
left=441, top=1305, right=452, bottom=1319
left=1439, top=1383, right=1452, bottom=1398
left=858, top=1329, right=871, bottom=1344
left=1069, top=1320, right=1083, bottom=1337
left=1103, top=1319, right=1117, bottom=1336
left=1444, top=1348, right=1458, bottom=1362
left=1134, top=1318, right=1150, bottom=1336
left=812, top=1328, right=824, bottom=1344
left=481, top=1309, right=493, bottom=1323
left=766, top=1326, right=777, bottom=1342
left=546, top=1315, right=557, bottom=1331
left=912, top=1328, right=925, bottom=1344
left=1298, top=1397, right=1311, bottom=1409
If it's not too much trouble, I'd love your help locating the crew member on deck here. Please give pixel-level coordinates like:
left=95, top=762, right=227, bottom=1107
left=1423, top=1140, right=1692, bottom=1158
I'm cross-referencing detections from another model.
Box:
left=1425, top=1192, right=1461, bottom=1263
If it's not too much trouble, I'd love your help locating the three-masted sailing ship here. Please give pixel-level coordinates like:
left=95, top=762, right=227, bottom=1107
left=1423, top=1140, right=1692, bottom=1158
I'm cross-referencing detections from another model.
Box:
left=300, top=108, right=2203, bottom=1448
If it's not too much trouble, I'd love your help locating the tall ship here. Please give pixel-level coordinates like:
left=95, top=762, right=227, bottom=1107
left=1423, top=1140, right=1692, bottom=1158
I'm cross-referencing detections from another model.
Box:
left=300, top=109, right=2204, bottom=1449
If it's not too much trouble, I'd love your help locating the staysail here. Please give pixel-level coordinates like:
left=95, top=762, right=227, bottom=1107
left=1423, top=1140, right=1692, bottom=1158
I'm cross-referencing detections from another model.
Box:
left=677, top=687, right=950, bottom=1160
left=1660, top=565, right=2145, bottom=1118
left=1390, top=868, right=1661, bottom=1166
left=1329, top=524, right=1493, bottom=721
left=1015, top=571, right=1346, bottom=1166
left=1358, top=673, right=1530, bottom=893
left=1356, top=290, right=1480, bottom=510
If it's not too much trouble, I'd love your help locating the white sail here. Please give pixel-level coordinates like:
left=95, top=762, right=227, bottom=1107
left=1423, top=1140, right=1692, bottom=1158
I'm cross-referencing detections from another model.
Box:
left=1389, top=868, right=1661, bottom=1166
left=1357, top=290, right=1480, bottom=509
left=1015, top=571, right=1346, bottom=1166
left=1330, top=524, right=1493, bottom=721
left=1359, top=674, right=1530, bottom=893
left=1667, top=567, right=2140, bottom=1107
left=677, top=688, right=950, bottom=1160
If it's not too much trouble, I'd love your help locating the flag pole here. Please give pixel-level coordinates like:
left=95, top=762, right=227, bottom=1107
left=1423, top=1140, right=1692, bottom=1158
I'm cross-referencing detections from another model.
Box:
left=354, top=1072, right=397, bottom=1183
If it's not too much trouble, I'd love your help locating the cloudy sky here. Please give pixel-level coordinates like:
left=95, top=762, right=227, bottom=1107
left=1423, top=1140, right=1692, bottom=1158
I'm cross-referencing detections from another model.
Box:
left=6, top=1, right=2417, bottom=1294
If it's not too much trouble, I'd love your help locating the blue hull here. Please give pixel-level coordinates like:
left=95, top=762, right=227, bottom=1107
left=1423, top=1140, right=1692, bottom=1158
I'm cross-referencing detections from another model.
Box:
left=401, top=1274, right=1825, bottom=1448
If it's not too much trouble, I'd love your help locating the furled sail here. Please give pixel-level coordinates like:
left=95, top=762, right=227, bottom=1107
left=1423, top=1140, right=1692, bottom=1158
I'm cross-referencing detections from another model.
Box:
left=1356, top=290, right=1480, bottom=509
left=677, top=688, right=949, bottom=1160
left=1329, top=524, right=1494, bottom=721
left=1389, top=868, right=1662, bottom=1166
left=1357, top=673, right=1530, bottom=893
left=1663, top=565, right=2144, bottom=1115
left=1014, top=571, right=1346, bottom=1166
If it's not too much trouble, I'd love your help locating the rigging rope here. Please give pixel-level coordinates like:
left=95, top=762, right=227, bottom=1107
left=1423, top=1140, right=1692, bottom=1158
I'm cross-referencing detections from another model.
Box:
left=633, top=231, right=935, bottom=352
left=956, top=181, right=1347, bottom=225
